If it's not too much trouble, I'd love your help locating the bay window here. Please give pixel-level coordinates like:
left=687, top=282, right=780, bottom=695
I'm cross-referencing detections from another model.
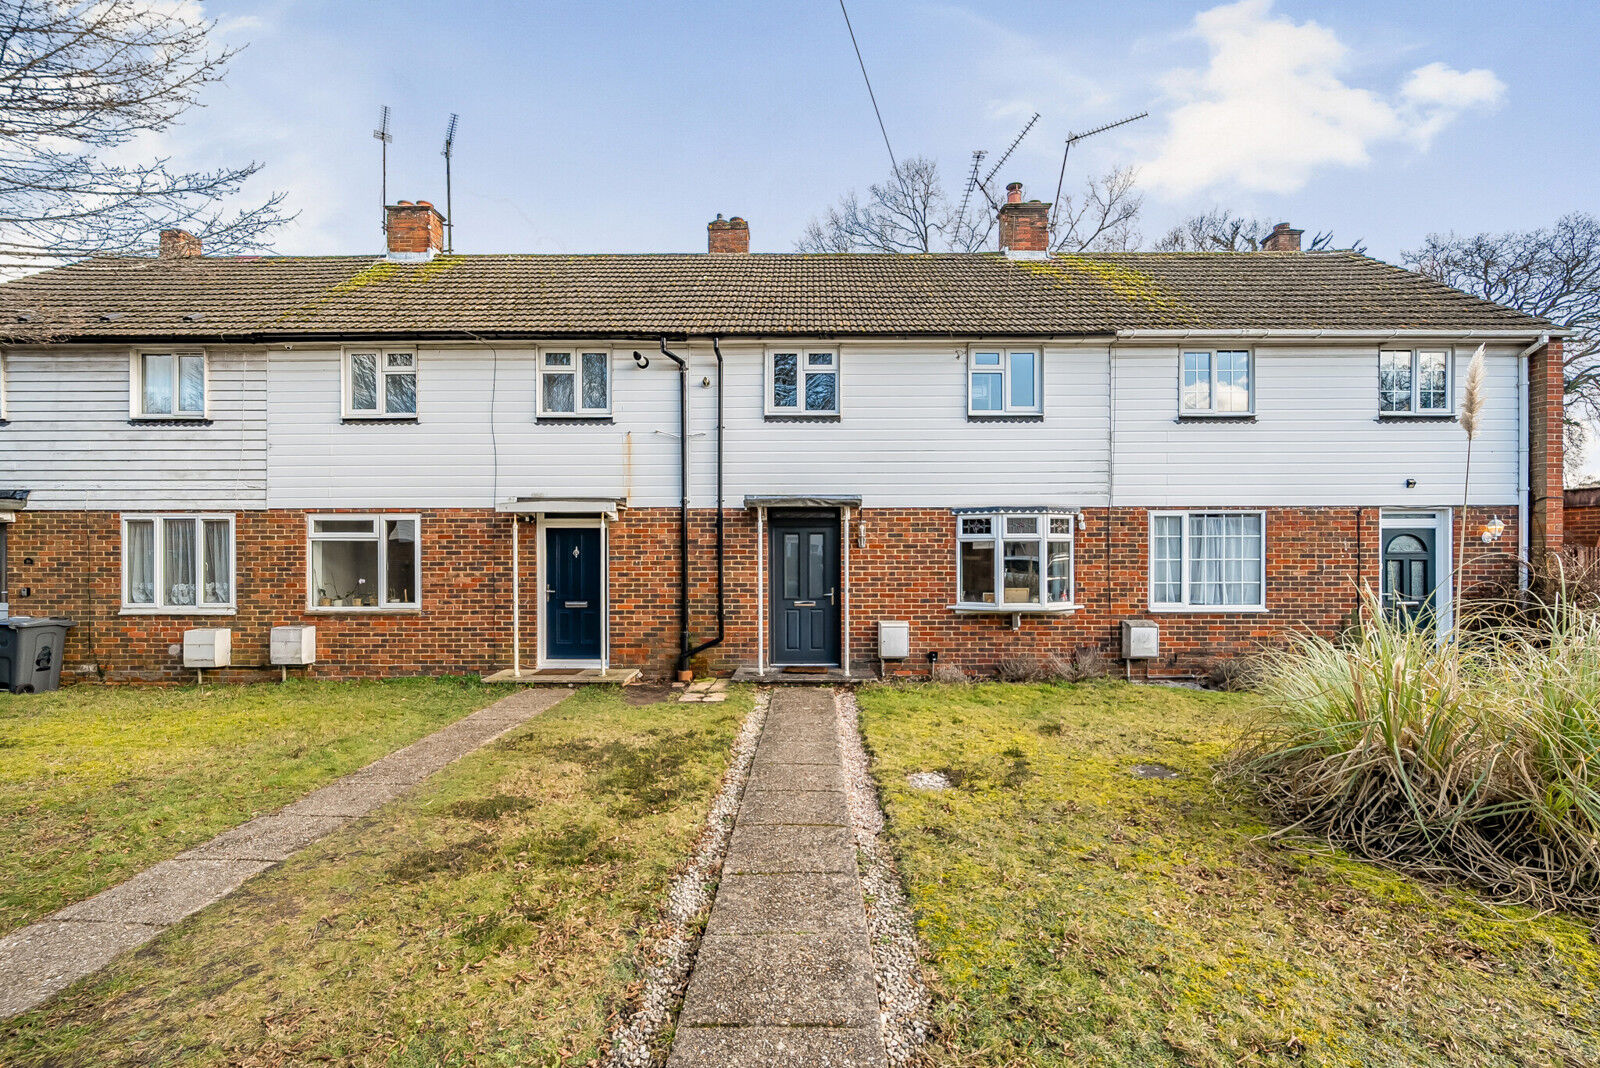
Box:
left=308, top=515, right=420, bottom=610
left=122, top=514, right=234, bottom=612
left=956, top=511, right=1076, bottom=609
left=1150, top=511, right=1265, bottom=610
left=968, top=347, right=1042, bottom=416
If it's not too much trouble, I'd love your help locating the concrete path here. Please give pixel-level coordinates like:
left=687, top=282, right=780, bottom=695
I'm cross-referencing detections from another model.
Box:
left=668, top=687, right=887, bottom=1068
left=0, top=685, right=570, bottom=1019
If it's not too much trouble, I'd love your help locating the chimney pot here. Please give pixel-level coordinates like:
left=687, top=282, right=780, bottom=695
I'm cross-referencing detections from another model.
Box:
left=708, top=214, right=750, bottom=254
left=385, top=199, right=445, bottom=259
left=998, top=183, right=1050, bottom=254
left=159, top=229, right=202, bottom=258
left=1262, top=221, right=1303, bottom=252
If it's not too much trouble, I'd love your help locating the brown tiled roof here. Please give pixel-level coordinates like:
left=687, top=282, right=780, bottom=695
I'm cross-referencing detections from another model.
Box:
left=0, top=250, right=1552, bottom=341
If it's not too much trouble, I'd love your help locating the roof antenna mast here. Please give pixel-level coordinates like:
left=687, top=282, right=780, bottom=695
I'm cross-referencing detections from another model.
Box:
left=373, top=105, right=393, bottom=236
left=1050, top=111, right=1148, bottom=235
left=963, top=113, right=1039, bottom=212
left=442, top=112, right=458, bottom=254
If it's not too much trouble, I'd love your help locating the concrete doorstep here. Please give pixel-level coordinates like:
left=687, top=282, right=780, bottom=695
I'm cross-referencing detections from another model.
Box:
left=667, top=687, right=888, bottom=1068
left=0, top=686, right=570, bottom=1020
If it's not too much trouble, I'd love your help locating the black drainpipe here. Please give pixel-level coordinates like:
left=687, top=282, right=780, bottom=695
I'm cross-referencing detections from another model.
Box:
left=635, top=339, right=727, bottom=677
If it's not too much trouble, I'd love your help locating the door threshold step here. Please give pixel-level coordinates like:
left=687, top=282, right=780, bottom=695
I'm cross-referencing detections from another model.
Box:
left=483, top=667, right=641, bottom=685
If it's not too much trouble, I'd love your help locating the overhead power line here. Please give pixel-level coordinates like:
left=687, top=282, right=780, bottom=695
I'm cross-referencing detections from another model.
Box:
left=838, top=0, right=897, bottom=174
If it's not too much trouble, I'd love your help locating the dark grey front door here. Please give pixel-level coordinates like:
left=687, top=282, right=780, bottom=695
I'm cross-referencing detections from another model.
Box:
left=769, top=512, right=840, bottom=665
left=546, top=527, right=603, bottom=661
left=1383, top=526, right=1437, bottom=626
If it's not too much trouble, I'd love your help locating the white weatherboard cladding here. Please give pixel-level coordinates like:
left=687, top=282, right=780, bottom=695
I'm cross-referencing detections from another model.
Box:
left=264, top=342, right=1113, bottom=510
left=0, top=346, right=266, bottom=509
left=1111, top=343, right=1522, bottom=507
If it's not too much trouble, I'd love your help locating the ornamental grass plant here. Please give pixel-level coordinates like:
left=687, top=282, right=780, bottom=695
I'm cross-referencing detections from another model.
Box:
left=1230, top=592, right=1600, bottom=914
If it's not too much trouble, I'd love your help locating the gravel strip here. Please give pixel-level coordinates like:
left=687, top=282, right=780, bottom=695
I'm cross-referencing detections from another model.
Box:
left=835, top=688, right=932, bottom=1066
left=601, top=689, right=770, bottom=1068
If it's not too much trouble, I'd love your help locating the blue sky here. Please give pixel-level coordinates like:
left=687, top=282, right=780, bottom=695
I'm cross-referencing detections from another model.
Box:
left=170, top=0, right=1594, bottom=263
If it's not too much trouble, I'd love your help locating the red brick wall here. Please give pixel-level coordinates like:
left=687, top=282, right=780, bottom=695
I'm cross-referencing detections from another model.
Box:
left=1530, top=339, right=1565, bottom=556
left=5, top=504, right=1519, bottom=684
left=1564, top=489, right=1600, bottom=549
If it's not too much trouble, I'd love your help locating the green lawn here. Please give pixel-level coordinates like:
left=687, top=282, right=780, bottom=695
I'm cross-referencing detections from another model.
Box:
left=858, top=681, right=1600, bottom=1068
left=0, top=685, right=748, bottom=1066
left=0, top=677, right=516, bottom=933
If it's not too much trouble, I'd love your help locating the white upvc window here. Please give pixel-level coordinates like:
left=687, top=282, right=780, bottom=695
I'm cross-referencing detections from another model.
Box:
left=968, top=346, right=1042, bottom=416
left=307, top=514, right=421, bottom=610
left=1150, top=511, right=1266, bottom=611
left=538, top=347, right=611, bottom=417
left=122, top=514, right=235, bottom=613
left=767, top=348, right=839, bottom=416
left=131, top=349, right=207, bottom=419
left=1180, top=349, right=1252, bottom=415
left=956, top=511, right=1076, bottom=609
left=343, top=347, right=417, bottom=418
left=1379, top=349, right=1451, bottom=414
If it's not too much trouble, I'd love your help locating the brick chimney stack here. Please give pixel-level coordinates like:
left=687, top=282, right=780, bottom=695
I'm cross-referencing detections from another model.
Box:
left=708, top=214, right=750, bottom=254
left=159, top=229, right=202, bottom=258
left=386, top=200, right=445, bottom=259
left=1261, top=222, right=1303, bottom=252
left=997, top=182, right=1051, bottom=254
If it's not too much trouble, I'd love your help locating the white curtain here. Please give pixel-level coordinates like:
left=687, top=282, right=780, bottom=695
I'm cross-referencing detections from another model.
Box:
left=163, top=518, right=196, bottom=605
left=203, top=520, right=231, bottom=604
left=126, top=520, right=155, bottom=603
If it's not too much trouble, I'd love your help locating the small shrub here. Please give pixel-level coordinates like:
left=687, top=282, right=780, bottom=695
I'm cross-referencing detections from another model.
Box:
left=1229, top=590, right=1600, bottom=914
left=1042, top=646, right=1110, bottom=683
left=994, top=656, right=1042, bottom=683
left=929, top=661, right=969, bottom=684
left=1199, top=653, right=1263, bottom=692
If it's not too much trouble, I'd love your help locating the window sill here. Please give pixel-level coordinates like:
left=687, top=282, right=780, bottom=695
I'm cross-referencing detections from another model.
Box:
left=1148, top=605, right=1270, bottom=614
left=306, top=606, right=422, bottom=615
left=764, top=413, right=840, bottom=423
left=341, top=416, right=419, bottom=425
left=536, top=415, right=614, bottom=425
left=129, top=417, right=212, bottom=427
left=967, top=413, right=1044, bottom=423
left=1376, top=413, right=1456, bottom=422
left=952, top=603, right=1083, bottom=615
left=119, top=606, right=236, bottom=616
left=1176, top=413, right=1256, bottom=423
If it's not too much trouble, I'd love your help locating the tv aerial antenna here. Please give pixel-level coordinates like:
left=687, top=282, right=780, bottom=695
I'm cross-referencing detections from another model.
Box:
left=1049, top=111, right=1147, bottom=234
left=956, top=149, right=987, bottom=221
left=962, top=112, right=1040, bottom=211
left=441, top=112, right=458, bottom=253
left=373, top=105, right=393, bottom=235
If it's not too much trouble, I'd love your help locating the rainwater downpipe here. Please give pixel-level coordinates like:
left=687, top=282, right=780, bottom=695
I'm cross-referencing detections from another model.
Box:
left=648, top=338, right=693, bottom=678
left=678, top=338, right=727, bottom=672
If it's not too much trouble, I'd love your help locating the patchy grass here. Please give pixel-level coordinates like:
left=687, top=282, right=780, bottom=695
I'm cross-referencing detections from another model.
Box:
left=0, top=677, right=513, bottom=933
left=858, top=681, right=1600, bottom=1067
left=0, top=685, right=748, bottom=1066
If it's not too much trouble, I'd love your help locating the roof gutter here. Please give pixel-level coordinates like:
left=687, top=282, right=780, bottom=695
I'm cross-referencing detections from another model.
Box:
left=1114, top=327, right=1569, bottom=341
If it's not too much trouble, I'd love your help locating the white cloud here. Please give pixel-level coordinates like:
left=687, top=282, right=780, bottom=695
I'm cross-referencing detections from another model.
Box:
left=1140, top=0, right=1505, bottom=198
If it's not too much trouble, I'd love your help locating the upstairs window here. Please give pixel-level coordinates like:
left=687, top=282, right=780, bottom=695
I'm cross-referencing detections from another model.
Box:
left=122, top=514, right=234, bottom=612
left=133, top=351, right=206, bottom=419
left=1150, top=511, right=1264, bottom=610
left=308, top=515, right=420, bottom=610
left=1380, top=350, right=1451, bottom=415
left=956, top=512, right=1075, bottom=609
left=968, top=347, right=1042, bottom=416
left=539, top=349, right=611, bottom=417
left=768, top=349, right=838, bottom=416
left=344, top=348, right=417, bottom=418
left=1180, top=350, right=1252, bottom=415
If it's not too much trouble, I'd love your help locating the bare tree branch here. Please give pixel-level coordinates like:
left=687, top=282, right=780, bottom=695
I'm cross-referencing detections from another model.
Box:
left=0, top=0, right=290, bottom=269
left=1152, top=208, right=1364, bottom=254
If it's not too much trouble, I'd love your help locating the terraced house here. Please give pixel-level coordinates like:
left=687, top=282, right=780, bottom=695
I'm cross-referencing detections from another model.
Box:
left=0, top=189, right=1567, bottom=683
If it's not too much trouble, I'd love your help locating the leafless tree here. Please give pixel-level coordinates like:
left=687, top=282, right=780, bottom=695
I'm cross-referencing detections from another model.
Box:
left=0, top=0, right=289, bottom=269
left=1152, top=208, right=1358, bottom=253
left=796, top=156, right=1144, bottom=254
left=1404, top=214, right=1600, bottom=447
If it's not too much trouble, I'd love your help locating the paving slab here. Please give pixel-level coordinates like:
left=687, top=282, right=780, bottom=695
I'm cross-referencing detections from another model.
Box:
left=735, top=789, right=850, bottom=827
left=0, top=920, right=165, bottom=1018
left=705, top=873, right=867, bottom=937
left=279, top=777, right=411, bottom=817
left=725, top=823, right=855, bottom=874
left=752, top=738, right=841, bottom=766
left=678, top=933, right=877, bottom=1027
left=667, top=1025, right=888, bottom=1068
left=177, top=814, right=351, bottom=861
left=54, top=858, right=274, bottom=926
left=746, top=760, right=845, bottom=793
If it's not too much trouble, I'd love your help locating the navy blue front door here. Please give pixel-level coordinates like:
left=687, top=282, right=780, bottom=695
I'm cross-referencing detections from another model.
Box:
left=546, top=527, right=603, bottom=661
